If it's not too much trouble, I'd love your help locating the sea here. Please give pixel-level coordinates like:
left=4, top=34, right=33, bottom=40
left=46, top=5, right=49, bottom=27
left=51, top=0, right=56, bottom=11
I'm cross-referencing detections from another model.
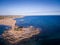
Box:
left=0, top=16, right=60, bottom=45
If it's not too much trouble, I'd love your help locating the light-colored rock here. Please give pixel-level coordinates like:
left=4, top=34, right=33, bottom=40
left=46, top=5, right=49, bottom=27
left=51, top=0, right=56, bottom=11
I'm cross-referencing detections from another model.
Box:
left=0, top=16, right=40, bottom=45
left=0, top=18, right=16, bottom=30
left=0, top=16, right=24, bottom=30
left=2, top=27, right=40, bottom=44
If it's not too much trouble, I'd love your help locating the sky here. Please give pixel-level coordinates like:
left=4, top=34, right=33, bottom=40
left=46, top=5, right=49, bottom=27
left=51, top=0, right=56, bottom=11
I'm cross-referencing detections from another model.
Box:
left=0, top=0, right=60, bottom=16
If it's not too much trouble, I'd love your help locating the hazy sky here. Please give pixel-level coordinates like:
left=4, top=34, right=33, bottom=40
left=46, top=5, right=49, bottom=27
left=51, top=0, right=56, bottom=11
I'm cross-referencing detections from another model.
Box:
left=0, top=0, right=60, bottom=15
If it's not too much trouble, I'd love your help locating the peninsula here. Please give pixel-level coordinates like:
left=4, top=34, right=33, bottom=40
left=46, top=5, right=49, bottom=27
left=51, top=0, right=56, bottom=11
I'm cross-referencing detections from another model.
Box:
left=0, top=16, right=40, bottom=45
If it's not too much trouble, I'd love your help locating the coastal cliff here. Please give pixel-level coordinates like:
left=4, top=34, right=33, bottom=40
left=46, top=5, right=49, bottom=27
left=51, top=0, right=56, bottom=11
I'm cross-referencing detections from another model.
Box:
left=2, top=26, right=40, bottom=45
left=0, top=16, right=40, bottom=45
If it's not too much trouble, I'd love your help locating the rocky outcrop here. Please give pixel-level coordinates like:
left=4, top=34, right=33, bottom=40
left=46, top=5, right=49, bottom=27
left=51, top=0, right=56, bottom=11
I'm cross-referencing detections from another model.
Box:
left=0, top=18, right=16, bottom=30
left=0, top=16, right=24, bottom=30
left=2, top=26, right=40, bottom=45
left=0, top=16, right=40, bottom=45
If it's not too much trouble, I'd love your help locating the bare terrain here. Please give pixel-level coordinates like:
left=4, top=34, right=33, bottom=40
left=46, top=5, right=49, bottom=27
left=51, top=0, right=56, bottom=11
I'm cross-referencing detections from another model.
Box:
left=0, top=16, right=40, bottom=45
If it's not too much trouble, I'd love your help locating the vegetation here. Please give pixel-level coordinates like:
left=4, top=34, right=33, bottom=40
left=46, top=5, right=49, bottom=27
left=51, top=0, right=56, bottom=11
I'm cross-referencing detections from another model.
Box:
left=0, top=16, right=4, bottom=19
left=14, top=27, right=22, bottom=31
left=0, top=16, right=23, bottom=19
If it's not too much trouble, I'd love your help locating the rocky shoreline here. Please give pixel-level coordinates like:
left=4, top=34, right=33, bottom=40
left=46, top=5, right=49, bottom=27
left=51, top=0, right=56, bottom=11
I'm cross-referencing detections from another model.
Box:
left=0, top=16, right=40, bottom=45
left=2, top=26, right=40, bottom=45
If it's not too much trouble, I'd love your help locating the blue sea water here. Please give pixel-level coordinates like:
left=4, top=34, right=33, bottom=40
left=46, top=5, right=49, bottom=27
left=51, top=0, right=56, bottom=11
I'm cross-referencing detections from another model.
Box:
left=0, top=16, right=60, bottom=45
left=0, top=16, right=60, bottom=38
left=15, top=16, right=60, bottom=39
left=0, top=24, right=11, bottom=35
